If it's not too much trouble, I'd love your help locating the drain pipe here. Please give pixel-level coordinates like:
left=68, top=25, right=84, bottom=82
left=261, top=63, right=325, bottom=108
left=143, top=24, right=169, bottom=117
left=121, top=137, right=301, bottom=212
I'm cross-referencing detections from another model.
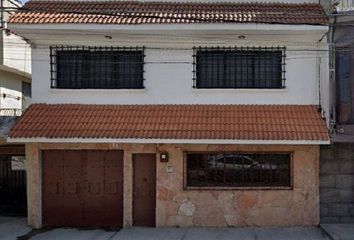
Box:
left=0, top=0, right=3, bottom=30
left=329, top=12, right=337, bottom=133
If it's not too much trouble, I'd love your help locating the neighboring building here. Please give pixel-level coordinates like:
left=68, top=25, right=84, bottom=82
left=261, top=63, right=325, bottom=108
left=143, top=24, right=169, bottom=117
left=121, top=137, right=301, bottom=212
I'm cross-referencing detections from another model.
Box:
left=0, top=0, right=31, bottom=114
left=0, top=0, right=30, bottom=216
left=319, top=0, right=354, bottom=223
left=7, top=0, right=330, bottom=229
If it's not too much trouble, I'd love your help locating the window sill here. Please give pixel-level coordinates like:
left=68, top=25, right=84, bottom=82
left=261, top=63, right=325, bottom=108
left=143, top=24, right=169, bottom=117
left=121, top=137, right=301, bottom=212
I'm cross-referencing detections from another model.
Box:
left=49, top=88, right=146, bottom=93
left=184, top=186, right=293, bottom=191
left=192, top=88, right=287, bottom=93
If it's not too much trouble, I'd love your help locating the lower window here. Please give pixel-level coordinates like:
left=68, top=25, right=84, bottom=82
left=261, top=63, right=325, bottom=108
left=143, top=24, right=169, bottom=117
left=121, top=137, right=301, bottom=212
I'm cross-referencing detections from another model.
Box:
left=185, top=153, right=291, bottom=188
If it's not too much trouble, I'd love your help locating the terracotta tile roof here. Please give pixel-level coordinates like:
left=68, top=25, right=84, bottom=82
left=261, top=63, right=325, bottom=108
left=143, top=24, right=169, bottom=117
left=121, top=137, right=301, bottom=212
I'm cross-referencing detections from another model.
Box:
left=8, top=104, right=329, bottom=142
left=8, top=1, right=328, bottom=25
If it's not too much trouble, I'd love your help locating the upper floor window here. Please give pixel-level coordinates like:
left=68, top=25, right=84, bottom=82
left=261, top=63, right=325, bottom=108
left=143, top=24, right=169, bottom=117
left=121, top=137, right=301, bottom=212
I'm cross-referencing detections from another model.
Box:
left=50, top=46, right=145, bottom=89
left=193, top=46, right=286, bottom=89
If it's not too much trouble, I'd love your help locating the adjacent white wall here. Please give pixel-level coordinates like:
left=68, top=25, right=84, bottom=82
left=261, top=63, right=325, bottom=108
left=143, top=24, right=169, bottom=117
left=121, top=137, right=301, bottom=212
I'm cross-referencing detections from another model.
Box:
left=2, top=33, right=31, bottom=75
left=0, top=69, right=24, bottom=111
left=0, top=0, right=31, bottom=115
left=1, top=0, right=31, bottom=74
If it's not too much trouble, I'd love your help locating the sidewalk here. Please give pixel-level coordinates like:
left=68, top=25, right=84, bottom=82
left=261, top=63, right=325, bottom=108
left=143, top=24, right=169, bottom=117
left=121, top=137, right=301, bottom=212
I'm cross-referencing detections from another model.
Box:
left=0, top=217, right=31, bottom=240
left=321, top=224, right=354, bottom=240
left=0, top=217, right=336, bottom=240
left=18, top=227, right=333, bottom=240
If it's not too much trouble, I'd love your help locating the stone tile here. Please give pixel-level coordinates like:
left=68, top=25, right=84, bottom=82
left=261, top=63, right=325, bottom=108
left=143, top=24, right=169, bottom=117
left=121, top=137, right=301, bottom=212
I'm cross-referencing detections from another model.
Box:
left=320, top=189, right=341, bottom=203
left=336, top=175, right=354, bottom=189
left=320, top=146, right=334, bottom=161
left=320, top=205, right=329, bottom=217
left=320, top=144, right=354, bottom=223
left=320, top=175, right=336, bottom=188
left=333, top=144, right=354, bottom=161
left=327, top=204, right=349, bottom=217
left=339, top=160, right=354, bottom=174
left=340, top=190, right=354, bottom=203
left=320, top=161, right=340, bottom=174
left=349, top=206, right=354, bottom=216
left=321, top=217, right=340, bottom=223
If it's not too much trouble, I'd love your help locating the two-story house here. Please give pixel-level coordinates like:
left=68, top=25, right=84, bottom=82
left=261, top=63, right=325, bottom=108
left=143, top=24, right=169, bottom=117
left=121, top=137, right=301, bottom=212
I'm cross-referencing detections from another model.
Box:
left=0, top=0, right=30, bottom=217
left=7, top=0, right=330, bottom=229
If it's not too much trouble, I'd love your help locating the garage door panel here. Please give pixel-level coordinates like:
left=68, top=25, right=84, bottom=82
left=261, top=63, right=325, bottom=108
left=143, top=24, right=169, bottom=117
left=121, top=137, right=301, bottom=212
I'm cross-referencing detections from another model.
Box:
left=84, top=150, right=105, bottom=227
left=84, top=151, right=123, bottom=227
left=103, top=151, right=123, bottom=227
left=42, top=150, right=123, bottom=228
left=42, top=151, right=66, bottom=226
left=62, top=151, right=84, bottom=226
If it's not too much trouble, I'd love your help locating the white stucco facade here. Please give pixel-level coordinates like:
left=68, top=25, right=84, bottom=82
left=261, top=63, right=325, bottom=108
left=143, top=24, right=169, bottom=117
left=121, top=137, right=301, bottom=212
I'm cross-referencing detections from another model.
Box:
left=6, top=20, right=330, bottom=119
left=0, top=67, right=31, bottom=114
left=10, top=24, right=329, bottom=119
left=2, top=33, right=31, bottom=75
left=0, top=70, right=22, bottom=110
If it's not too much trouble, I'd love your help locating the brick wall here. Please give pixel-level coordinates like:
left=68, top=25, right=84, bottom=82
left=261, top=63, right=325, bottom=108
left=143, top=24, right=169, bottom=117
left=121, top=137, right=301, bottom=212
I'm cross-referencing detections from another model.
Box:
left=320, top=143, right=354, bottom=223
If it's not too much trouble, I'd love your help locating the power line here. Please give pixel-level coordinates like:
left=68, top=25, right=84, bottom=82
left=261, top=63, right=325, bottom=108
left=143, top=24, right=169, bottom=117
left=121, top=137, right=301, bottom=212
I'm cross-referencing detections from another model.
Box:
left=0, top=55, right=329, bottom=64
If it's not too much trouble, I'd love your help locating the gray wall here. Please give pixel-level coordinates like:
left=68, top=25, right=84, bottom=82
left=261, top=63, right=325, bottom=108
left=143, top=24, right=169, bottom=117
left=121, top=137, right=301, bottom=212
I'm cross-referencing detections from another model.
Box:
left=320, top=143, right=354, bottom=223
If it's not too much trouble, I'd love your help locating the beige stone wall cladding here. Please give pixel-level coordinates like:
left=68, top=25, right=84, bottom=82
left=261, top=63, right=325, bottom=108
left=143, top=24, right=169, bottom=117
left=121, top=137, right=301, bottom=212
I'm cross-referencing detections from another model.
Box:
left=156, top=144, right=320, bottom=227
left=26, top=143, right=319, bottom=228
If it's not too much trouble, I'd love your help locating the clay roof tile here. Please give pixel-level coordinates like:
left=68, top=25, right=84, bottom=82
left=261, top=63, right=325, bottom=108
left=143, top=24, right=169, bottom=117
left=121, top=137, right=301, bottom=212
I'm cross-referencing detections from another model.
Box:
left=8, top=1, right=328, bottom=25
left=8, top=104, right=329, bottom=142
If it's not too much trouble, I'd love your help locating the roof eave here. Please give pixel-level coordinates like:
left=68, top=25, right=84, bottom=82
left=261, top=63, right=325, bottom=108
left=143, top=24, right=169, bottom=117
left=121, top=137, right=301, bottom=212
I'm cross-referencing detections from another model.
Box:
left=7, top=137, right=331, bottom=145
left=7, top=22, right=329, bottom=33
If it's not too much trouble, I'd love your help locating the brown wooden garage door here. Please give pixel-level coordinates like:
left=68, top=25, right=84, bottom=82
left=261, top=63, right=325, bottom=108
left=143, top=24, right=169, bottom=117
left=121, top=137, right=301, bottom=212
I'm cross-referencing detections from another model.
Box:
left=42, top=150, right=123, bottom=228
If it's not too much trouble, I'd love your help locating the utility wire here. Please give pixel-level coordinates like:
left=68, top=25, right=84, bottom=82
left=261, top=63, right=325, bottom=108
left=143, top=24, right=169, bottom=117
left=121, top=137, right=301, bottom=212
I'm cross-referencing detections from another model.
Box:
left=0, top=56, right=329, bottom=64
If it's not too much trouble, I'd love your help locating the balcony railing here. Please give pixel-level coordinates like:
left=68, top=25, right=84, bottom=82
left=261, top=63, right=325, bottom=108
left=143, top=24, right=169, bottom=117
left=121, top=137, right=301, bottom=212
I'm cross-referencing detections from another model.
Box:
left=0, top=108, right=22, bottom=117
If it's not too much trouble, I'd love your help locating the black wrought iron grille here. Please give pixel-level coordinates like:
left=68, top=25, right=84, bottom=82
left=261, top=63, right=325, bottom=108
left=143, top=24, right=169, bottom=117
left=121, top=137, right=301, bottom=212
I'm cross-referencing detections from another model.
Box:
left=186, top=153, right=291, bottom=188
left=193, top=46, right=286, bottom=89
left=50, top=46, right=145, bottom=89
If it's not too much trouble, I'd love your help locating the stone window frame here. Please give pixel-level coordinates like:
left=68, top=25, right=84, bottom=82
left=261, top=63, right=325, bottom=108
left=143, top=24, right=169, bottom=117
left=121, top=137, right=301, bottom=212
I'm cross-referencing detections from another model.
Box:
left=183, top=151, right=294, bottom=191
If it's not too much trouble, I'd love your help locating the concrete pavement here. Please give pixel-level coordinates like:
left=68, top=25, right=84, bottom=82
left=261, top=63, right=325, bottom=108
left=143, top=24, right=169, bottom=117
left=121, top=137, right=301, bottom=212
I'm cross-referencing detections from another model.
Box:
left=0, top=217, right=337, bottom=240
left=23, top=227, right=333, bottom=240
left=321, top=224, right=354, bottom=240
left=0, top=217, right=31, bottom=240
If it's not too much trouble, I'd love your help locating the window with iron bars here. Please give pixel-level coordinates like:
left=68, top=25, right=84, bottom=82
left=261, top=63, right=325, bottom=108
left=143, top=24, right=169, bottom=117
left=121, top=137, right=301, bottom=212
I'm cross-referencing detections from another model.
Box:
left=185, top=153, right=292, bottom=188
left=50, top=46, right=145, bottom=89
left=193, top=46, right=286, bottom=89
